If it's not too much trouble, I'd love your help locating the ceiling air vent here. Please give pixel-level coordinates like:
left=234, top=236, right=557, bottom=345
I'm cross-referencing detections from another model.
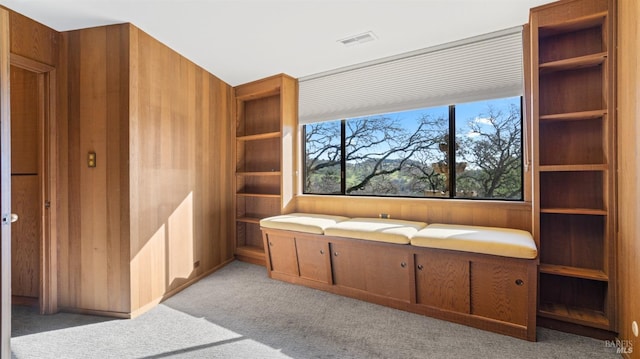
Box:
left=338, top=31, right=377, bottom=46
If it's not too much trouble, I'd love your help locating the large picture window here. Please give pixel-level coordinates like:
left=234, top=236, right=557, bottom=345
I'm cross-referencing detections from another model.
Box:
left=303, top=96, right=523, bottom=200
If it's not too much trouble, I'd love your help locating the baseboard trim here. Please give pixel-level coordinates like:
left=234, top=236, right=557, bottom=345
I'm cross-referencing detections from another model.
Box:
left=537, top=316, right=617, bottom=340
left=60, top=258, right=236, bottom=320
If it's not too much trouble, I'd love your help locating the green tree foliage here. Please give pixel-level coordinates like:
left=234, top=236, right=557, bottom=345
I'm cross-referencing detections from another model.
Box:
left=456, top=104, right=522, bottom=199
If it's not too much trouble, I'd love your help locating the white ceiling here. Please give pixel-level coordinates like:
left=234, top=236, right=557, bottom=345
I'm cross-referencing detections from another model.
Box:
left=0, top=0, right=555, bottom=86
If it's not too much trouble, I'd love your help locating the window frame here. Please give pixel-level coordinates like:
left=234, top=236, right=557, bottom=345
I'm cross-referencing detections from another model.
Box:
left=302, top=97, right=525, bottom=201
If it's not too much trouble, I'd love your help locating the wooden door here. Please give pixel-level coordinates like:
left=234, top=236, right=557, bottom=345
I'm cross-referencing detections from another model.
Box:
left=10, top=65, right=40, bottom=301
left=1, top=8, right=11, bottom=358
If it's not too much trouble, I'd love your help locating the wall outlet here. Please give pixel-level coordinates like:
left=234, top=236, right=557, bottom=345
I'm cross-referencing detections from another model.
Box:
left=379, top=213, right=391, bottom=219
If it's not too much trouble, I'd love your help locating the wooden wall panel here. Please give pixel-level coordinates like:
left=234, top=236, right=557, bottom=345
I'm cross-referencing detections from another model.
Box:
left=9, top=11, right=57, bottom=66
left=295, top=196, right=532, bottom=231
left=61, top=24, right=130, bottom=313
left=10, top=176, right=39, bottom=297
left=128, top=26, right=234, bottom=313
left=58, top=22, right=234, bottom=316
left=10, top=65, right=39, bottom=174
left=617, top=0, right=640, bottom=353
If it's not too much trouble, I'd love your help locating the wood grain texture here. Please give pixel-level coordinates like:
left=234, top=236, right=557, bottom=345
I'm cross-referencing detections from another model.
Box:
left=8, top=10, right=58, bottom=66
left=264, top=232, right=298, bottom=276
left=295, top=234, right=331, bottom=283
left=128, top=25, right=234, bottom=313
left=7, top=9, right=60, bottom=315
left=263, top=228, right=537, bottom=341
left=531, top=0, right=617, bottom=334
left=415, top=252, right=469, bottom=313
left=531, top=0, right=609, bottom=27
left=616, top=0, right=640, bottom=354
left=10, top=65, right=39, bottom=174
left=295, top=195, right=532, bottom=231
left=11, top=175, right=39, bottom=298
left=470, top=261, right=528, bottom=326
left=0, top=9, right=10, bottom=357
left=60, top=23, right=235, bottom=315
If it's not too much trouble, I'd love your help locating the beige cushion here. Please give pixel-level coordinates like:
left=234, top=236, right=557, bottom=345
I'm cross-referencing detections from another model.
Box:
left=324, top=218, right=427, bottom=244
left=410, top=223, right=537, bottom=259
left=260, top=213, right=350, bottom=235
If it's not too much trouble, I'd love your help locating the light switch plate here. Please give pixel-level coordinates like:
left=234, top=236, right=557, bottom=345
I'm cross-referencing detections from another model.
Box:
left=88, top=152, right=96, bottom=168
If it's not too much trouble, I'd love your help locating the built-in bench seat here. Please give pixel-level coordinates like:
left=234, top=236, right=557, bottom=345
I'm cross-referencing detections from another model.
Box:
left=260, top=213, right=538, bottom=341
left=324, top=217, right=427, bottom=244
left=411, top=223, right=538, bottom=259
left=259, top=213, right=349, bottom=234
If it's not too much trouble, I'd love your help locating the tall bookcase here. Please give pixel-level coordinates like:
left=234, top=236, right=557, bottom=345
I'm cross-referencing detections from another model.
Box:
left=233, top=74, right=298, bottom=265
left=530, top=0, right=616, bottom=334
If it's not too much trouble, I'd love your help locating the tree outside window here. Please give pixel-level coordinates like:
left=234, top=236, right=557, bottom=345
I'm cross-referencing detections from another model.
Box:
left=303, top=96, right=523, bottom=200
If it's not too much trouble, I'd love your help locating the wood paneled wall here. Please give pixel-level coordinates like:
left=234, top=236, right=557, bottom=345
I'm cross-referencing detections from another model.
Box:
left=9, top=11, right=57, bottom=66
left=128, top=26, right=234, bottom=314
left=295, top=196, right=532, bottom=232
left=61, top=24, right=131, bottom=314
left=59, top=23, right=234, bottom=316
left=617, top=0, right=640, bottom=354
left=6, top=9, right=234, bottom=317
left=5, top=0, right=235, bottom=346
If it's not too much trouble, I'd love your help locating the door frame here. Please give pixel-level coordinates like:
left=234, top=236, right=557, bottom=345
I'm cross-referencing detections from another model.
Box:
left=1, top=8, right=11, bottom=358
left=9, top=53, right=57, bottom=315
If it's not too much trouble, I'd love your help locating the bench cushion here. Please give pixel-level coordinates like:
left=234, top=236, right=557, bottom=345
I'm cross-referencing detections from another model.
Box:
left=324, top=218, right=427, bottom=244
left=260, top=213, right=350, bottom=235
left=410, top=223, right=537, bottom=259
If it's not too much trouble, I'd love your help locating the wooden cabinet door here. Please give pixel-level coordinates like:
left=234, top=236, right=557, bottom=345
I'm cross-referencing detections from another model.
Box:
left=331, top=239, right=411, bottom=301
left=296, top=235, right=331, bottom=283
left=363, top=245, right=412, bottom=302
left=265, top=232, right=299, bottom=276
left=470, top=261, right=528, bottom=326
left=415, top=251, right=470, bottom=313
left=330, top=241, right=366, bottom=290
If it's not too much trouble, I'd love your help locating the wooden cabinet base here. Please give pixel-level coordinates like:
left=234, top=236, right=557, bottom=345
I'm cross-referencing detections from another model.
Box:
left=262, top=228, right=537, bottom=341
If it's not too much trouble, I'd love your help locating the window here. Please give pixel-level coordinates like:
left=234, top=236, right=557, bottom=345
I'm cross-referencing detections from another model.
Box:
left=303, top=96, right=523, bottom=200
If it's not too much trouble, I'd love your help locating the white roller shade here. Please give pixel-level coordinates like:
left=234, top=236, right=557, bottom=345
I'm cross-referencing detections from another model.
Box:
left=299, top=26, right=523, bottom=124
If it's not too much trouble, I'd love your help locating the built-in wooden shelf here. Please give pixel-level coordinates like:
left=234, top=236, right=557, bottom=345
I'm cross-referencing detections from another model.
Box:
left=235, top=245, right=266, bottom=261
left=539, top=164, right=608, bottom=172
left=538, top=11, right=606, bottom=35
left=540, top=208, right=607, bottom=216
left=538, top=302, right=609, bottom=329
left=236, top=171, right=281, bottom=177
left=539, top=52, right=607, bottom=73
left=236, top=192, right=281, bottom=198
left=236, top=216, right=261, bottom=224
left=533, top=0, right=615, bottom=335
left=234, top=74, right=297, bottom=266
left=539, top=264, right=608, bottom=281
left=236, top=131, right=281, bottom=141
left=539, top=109, right=607, bottom=122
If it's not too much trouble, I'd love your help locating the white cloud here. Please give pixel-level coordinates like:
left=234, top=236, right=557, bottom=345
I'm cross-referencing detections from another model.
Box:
left=474, top=116, right=493, bottom=125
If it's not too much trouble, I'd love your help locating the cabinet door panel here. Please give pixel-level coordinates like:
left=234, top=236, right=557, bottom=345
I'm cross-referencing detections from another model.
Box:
left=364, top=246, right=411, bottom=302
left=415, top=252, right=469, bottom=313
left=296, top=235, right=331, bottom=283
left=266, top=232, right=298, bottom=276
left=470, top=262, right=528, bottom=325
left=330, top=241, right=366, bottom=290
